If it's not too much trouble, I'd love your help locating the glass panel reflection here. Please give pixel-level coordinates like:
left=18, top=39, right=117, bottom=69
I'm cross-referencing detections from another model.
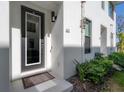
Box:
left=26, top=13, right=40, bottom=65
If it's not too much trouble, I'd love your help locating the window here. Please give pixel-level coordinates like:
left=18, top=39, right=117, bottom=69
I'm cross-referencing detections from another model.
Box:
left=110, top=32, right=114, bottom=52
left=85, top=19, right=91, bottom=54
left=28, top=39, right=34, bottom=49
left=109, top=2, right=114, bottom=19
left=27, top=21, right=36, bottom=33
left=101, top=1, right=105, bottom=10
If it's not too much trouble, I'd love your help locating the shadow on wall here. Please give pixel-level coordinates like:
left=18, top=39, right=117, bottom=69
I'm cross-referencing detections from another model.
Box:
left=63, top=46, right=116, bottom=79
left=0, top=47, right=9, bottom=91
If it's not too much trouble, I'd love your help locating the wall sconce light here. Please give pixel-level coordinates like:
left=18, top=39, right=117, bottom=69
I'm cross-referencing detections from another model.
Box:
left=80, top=18, right=86, bottom=29
left=51, top=11, right=57, bottom=22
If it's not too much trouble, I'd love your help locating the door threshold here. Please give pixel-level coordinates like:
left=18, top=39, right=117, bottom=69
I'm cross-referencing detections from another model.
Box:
left=21, top=68, right=51, bottom=79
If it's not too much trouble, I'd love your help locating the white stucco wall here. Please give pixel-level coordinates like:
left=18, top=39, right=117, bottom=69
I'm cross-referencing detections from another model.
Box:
left=63, top=1, right=116, bottom=79
left=10, top=1, right=55, bottom=80
left=63, top=1, right=82, bottom=79
left=0, top=1, right=9, bottom=91
left=85, top=1, right=116, bottom=55
left=51, top=4, right=64, bottom=79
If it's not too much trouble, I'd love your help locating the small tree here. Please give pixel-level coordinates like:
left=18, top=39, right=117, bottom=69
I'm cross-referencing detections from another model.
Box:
left=117, top=32, right=124, bottom=52
left=117, top=16, right=124, bottom=52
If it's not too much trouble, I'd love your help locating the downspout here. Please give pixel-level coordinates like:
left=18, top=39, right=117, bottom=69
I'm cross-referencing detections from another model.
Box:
left=80, top=1, right=85, bottom=63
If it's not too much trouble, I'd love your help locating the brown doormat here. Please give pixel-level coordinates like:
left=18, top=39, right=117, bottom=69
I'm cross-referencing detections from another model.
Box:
left=22, top=72, right=54, bottom=89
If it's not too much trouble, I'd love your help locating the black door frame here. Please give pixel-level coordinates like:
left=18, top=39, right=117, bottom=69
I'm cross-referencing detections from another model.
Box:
left=21, top=5, right=45, bottom=72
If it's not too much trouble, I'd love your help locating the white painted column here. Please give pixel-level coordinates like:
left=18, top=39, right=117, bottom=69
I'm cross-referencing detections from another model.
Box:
left=11, top=28, right=21, bottom=80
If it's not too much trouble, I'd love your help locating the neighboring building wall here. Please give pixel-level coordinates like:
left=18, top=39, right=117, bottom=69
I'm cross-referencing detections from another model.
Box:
left=0, top=1, right=9, bottom=91
left=63, top=1, right=116, bottom=79
left=85, top=1, right=116, bottom=58
left=51, top=4, right=64, bottom=79
left=10, top=1, right=54, bottom=80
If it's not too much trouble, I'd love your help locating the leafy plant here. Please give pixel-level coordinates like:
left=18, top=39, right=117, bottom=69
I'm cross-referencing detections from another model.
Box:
left=108, top=52, right=124, bottom=68
left=117, top=32, right=124, bottom=52
left=76, top=64, right=85, bottom=81
left=116, top=16, right=124, bottom=52
left=95, top=52, right=104, bottom=60
left=73, top=58, right=113, bottom=84
left=86, top=59, right=113, bottom=84
left=73, top=59, right=89, bottom=81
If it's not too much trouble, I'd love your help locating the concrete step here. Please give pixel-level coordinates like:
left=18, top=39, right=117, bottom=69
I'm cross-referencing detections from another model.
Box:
left=113, top=64, right=123, bottom=71
left=44, top=79, right=73, bottom=92
left=10, top=78, right=73, bottom=92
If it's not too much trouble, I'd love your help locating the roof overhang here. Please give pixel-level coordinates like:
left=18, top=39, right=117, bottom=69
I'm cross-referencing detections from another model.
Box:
left=112, top=1, right=124, bottom=6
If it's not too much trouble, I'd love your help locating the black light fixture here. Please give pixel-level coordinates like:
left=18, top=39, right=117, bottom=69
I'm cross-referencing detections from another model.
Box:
left=51, top=11, right=57, bottom=22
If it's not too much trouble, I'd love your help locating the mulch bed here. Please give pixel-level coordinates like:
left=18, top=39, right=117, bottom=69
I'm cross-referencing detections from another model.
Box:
left=67, top=75, right=111, bottom=92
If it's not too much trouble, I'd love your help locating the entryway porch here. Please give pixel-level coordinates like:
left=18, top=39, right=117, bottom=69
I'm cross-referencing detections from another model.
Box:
left=10, top=1, right=73, bottom=92
left=10, top=72, right=73, bottom=92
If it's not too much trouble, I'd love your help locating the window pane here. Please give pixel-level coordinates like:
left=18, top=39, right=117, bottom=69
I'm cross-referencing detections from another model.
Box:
left=85, top=20, right=91, bottom=37
left=102, top=1, right=105, bottom=9
left=26, top=13, right=40, bottom=65
left=84, top=19, right=91, bottom=54
left=111, top=33, right=113, bottom=47
left=85, top=36, right=91, bottom=53
left=109, top=2, right=114, bottom=19
left=85, top=23, right=89, bottom=36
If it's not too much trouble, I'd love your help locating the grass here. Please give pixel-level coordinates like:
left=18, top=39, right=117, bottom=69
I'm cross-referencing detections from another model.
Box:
left=112, top=71, right=124, bottom=86
left=102, top=71, right=124, bottom=92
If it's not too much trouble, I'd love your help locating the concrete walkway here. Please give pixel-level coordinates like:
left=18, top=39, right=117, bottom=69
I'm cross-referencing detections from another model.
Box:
left=10, top=78, right=73, bottom=92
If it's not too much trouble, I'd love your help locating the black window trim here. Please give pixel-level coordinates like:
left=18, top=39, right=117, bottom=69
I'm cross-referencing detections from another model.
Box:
left=21, top=5, right=45, bottom=71
left=108, top=1, right=114, bottom=20
left=101, top=1, right=105, bottom=10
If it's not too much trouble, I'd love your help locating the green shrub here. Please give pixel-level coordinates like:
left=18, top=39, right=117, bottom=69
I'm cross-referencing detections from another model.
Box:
left=76, top=64, right=85, bottom=81
left=86, top=59, right=113, bottom=84
left=108, top=52, right=124, bottom=68
left=73, top=58, right=113, bottom=84
left=73, top=59, right=89, bottom=81
left=95, top=52, right=104, bottom=60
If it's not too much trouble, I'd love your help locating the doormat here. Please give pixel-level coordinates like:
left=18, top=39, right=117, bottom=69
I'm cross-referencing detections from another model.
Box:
left=22, top=72, right=54, bottom=89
